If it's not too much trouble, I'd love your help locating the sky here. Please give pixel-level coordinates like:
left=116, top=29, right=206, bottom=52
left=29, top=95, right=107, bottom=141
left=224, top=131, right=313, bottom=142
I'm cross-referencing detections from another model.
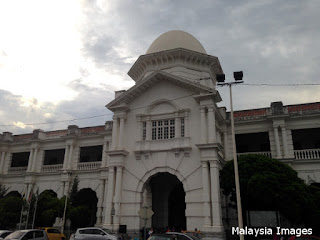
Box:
left=0, top=0, right=320, bottom=134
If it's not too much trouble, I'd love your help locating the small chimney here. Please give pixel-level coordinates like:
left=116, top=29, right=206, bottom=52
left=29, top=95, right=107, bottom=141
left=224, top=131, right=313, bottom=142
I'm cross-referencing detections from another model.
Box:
left=271, top=101, right=284, bottom=115
left=2, top=132, right=13, bottom=142
left=68, top=125, right=80, bottom=136
left=33, top=129, right=44, bottom=139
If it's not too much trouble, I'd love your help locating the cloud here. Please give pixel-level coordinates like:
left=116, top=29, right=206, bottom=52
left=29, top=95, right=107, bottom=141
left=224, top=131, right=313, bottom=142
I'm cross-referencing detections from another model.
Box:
left=1, top=0, right=320, bottom=135
left=0, top=80, right=115, bottom=134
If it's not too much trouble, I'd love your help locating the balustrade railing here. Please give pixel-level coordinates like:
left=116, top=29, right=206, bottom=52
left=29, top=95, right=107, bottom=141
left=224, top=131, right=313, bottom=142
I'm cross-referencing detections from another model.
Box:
left=8, top=166, right=28, bottom=174
left=77, top=161, right=101, bottom=170
left=42, top=164, right=63, bottom=172
left=237, top=151, right=272, bottom=158
left=294, top=149, right=320, bottom=160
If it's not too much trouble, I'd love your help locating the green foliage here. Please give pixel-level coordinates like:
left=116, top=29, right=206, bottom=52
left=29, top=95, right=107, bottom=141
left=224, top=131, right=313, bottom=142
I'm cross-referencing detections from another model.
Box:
left=35, top=190, right=61, bottom=227
left=0, top=196, right=23, bottom=229
left=69, top=205, right=91, bottom=228
left=70, top=176, right=79, bottom=203
left=304, top=183, right=320, bottom=234
left=68, top=188, right=98, bottom=229
left=220, top=154, right=308, bottom=225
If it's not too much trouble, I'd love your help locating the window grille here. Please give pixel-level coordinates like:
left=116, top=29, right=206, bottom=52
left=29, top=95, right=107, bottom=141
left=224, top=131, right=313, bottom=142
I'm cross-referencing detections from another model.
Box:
left=142, top=122, right=146, bottom=140
left=151, top=119, right=175, bottom=140
left=181, top=118, right=185, bottom=137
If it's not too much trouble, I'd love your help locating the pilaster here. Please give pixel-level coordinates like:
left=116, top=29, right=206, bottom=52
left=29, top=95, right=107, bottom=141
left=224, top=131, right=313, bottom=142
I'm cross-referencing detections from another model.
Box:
left=208, top=105, right=216, bottom=143
left=200, top=106, right=207, bottom=144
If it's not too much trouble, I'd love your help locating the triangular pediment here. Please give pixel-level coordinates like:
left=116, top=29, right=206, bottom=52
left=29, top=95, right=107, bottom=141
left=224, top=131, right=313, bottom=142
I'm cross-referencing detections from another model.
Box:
left=106, top=71, right=220, bottom=110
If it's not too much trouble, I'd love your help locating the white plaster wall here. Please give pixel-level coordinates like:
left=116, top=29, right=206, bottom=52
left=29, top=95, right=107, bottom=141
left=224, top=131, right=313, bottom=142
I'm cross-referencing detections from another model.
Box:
left=119, top=80, right=206, bottom=230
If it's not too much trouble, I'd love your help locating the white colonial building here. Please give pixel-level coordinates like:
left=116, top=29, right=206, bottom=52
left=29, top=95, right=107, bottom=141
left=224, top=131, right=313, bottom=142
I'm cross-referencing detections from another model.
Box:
left=1, top=30, right=320, bottom=238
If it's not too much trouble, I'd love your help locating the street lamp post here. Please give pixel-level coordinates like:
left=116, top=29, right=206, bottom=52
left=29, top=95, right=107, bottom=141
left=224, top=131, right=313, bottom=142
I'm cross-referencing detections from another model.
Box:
left=217, top=71, right=244, bottom=240
left=61, top=171, right=72, bottom=235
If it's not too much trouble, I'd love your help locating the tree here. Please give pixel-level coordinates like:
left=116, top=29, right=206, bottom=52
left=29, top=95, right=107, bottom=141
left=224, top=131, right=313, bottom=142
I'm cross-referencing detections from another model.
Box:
left=69, top=175, right=79, bottom=203
left=304, top=182, right=320, bottom=234
left=220, top=154, right=309, bottom=226
left=0, top=196, right=23, bottom=229
left=69, top=188, right=98, bottom=229
left=34, top=190, right=61, bottom=227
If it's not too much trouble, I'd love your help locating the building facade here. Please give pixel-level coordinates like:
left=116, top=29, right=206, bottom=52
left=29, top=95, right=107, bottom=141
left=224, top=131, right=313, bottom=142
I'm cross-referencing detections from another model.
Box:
left=1, top=31, right=320, bottom=238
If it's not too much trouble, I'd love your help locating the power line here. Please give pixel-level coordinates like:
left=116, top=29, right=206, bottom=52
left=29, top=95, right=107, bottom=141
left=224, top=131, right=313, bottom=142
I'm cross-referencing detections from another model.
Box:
left=241, top=83, right=320, bottom=86
left=196, top=77, right=320, bottom=86
left=0, top=93, right=195, bottom=127
left=1, top=81, right=319, bottom=128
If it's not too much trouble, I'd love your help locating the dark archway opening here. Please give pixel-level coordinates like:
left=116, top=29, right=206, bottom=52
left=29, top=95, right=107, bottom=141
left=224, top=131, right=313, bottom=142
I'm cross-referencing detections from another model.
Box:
left=70, top=188, right=98, bottom=229
left=168, top=182, right=186, bottom=230
left=149, top=172, right=186, bottom=232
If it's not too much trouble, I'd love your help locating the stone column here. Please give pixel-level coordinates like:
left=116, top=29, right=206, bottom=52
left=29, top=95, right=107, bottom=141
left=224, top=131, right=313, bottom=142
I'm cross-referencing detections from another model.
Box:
left=208, top=106, right=216, bottom=143
left=59, top=182, right=65, bottom=198
left=137, top=116, right=142, bottom=141
left=273, top=126, right=282, bottom=158
left=102, top=140, right=109, bottom=167
left=209, top=161, right=223, bottom=230
left=118, top=116, right=125, bottom=149
left=281, top=125, right=289, bottom=158
left=113, top=166, right=123, bottom=226
left=201, top=162, right=211, bottom=226
left=0, top=151, right=6, bottom=174
left=103, top=178, right=109, bottom=223
left=175, top=112, right=181, bottom=138
left=3, top=152, right=10, bottom=174
left=27, top=148, right=34, bottom=172
left=200, top=106, right=207, bottom=143
left=111, top=116, right=119, bottom=150
left=104, top=167, right=115, bottom=227
left=63, top=145, right=69, bottom=170
left=223, top=131, right=228, bottom=160
left=63, top=181, right=68, bottom=196
left=31, top=147, right=38, bottom=172
left=67, top=144, right=74, bottom=170
left=96, top=179, right=106, bottom=225
left=146, top=116, right=151, bottom=141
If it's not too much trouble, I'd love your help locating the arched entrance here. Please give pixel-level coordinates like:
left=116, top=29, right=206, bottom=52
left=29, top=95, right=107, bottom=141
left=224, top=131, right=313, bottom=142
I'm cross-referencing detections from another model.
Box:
left=146, top=172, right=186, bottom=232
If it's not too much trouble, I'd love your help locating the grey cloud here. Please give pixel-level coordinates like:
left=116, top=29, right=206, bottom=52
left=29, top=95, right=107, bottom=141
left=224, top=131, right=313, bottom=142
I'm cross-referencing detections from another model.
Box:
left=0, top=80, right=115, bottom=134
left=79, top=0, right=320, bottom=111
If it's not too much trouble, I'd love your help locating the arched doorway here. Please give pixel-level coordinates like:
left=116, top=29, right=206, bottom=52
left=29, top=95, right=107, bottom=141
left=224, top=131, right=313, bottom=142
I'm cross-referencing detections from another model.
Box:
left=147, top=172, right=186, bottom=232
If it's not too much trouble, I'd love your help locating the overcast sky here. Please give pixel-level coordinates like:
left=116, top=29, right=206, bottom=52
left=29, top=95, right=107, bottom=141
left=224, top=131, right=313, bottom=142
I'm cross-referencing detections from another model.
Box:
left=1, top=0, right=319, bottom=134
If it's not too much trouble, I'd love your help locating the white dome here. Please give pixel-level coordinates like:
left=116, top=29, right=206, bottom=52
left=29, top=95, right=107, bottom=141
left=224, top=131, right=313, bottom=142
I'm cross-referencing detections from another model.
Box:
left=146, top=30, right=207, bottom=54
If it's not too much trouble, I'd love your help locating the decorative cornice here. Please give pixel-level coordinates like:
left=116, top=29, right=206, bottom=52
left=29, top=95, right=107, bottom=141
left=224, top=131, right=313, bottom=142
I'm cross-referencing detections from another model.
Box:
left=128, top=48, right=223, bottom=83
left=106, top=71, right=216, bottom=110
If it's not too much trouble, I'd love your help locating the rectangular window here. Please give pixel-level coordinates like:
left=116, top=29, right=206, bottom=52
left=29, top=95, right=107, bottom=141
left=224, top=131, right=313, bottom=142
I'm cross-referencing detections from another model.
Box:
left=170, top=126, right=175, bottom=138
left=150, top=119, right=175, bottom=140
left=11, top=152, right=30, bottom=167
left=181, top=118, right=185, bottom=137
left=44, top=149, right=65, bottom=165
left=79, top=145, right=103, bottom=162
left=152, top=126, right=157, bottom=140
left=142, top=122, right=146, bottom=140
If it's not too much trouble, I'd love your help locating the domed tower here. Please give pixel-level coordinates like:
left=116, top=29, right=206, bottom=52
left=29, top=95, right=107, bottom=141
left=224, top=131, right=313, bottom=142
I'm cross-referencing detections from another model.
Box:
left=106, top=31, right=226, bottom=240
left=128, top=30, right=224, bottom=89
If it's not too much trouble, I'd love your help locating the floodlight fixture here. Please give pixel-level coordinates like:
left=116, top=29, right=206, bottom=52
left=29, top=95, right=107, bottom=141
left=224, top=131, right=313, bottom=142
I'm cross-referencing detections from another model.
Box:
left=216, top=74, right=225, bottom=82
left=233, top=71, right=243, bottom=81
